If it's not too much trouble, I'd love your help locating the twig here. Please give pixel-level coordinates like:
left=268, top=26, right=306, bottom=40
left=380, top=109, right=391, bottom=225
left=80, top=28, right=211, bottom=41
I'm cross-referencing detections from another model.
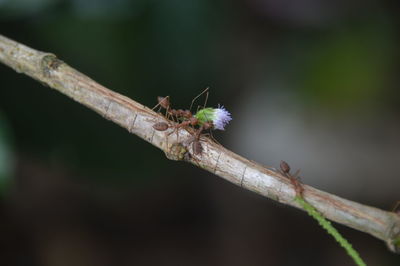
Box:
left=295, top=196, right=367, bottom=266
left=1, top=34, right=399, bottom=253
left=279, top=161, right=367, bottom=265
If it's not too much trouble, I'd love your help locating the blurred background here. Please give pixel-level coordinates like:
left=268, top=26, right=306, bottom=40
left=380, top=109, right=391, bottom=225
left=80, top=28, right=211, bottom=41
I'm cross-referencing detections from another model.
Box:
left=0, top=0, right=399, bottom=265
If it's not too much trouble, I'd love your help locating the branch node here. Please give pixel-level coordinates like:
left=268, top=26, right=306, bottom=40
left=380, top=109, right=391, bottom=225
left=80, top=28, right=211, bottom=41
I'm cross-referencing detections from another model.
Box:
left=41, top=54, right=63, bottom=78
left=164, top=143, right=188, bottom=161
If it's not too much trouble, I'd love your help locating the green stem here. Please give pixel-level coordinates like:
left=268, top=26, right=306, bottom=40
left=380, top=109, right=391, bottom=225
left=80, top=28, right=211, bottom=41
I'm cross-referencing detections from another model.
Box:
left=295, top=196, right=367, bottom=266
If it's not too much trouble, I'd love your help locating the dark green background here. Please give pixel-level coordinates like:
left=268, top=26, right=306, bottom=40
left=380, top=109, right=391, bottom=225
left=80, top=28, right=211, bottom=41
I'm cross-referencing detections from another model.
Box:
left=0, top=0, right=399, bottom=265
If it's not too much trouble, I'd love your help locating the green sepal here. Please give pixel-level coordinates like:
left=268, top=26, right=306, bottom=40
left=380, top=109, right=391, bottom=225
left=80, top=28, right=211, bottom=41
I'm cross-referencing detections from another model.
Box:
left=194, top=108, right=215, bottom=125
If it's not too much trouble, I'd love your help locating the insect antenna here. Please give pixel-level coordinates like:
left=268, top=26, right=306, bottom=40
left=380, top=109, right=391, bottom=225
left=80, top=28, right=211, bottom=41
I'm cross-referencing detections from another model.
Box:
left=189, top=87, right=209, bottom=113
left=152, top=96, right=169, bottom=110
left=152, top=96, right=173, bottom=121
left=392, top=201, right=400, bottom=214
left=198, top=87, right=209, bottom=113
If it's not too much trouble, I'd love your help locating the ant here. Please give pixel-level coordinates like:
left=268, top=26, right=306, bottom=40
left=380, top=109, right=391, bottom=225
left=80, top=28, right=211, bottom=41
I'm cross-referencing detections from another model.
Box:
left=170, top=87, right=210, bottom=129
left=187, top=121, right=213, bottom=155
left=279, top=160, right=304, bottom=197
left=152, top=88, right=213, bottom=155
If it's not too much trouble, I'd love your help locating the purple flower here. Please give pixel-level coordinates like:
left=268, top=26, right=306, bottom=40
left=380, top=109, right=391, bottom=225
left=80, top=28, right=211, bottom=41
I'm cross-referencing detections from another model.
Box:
left=213, top=105, right=232, bottom=130
left=194, top=105, right=232, bottom=130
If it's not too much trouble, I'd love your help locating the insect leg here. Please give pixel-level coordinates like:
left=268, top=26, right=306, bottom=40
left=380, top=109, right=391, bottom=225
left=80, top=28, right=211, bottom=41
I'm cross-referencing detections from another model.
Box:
left=190, top=87, right=209, bottom=113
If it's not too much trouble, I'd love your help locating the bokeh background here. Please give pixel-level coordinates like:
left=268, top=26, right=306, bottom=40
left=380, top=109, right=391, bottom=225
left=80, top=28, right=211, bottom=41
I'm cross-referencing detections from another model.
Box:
left=0, top=0, right=400, bottom=265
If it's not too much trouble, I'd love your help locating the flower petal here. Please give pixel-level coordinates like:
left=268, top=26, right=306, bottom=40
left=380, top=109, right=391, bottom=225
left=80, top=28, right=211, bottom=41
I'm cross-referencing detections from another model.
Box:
left=213, top=105, right=232, bottom=130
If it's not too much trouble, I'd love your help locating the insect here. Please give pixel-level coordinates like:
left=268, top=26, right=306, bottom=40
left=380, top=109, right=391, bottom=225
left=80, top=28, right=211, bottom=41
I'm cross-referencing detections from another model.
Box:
left=279, top=160, right=304, bottom=196
left=191, top=122, right=214, bottom=155
left=152, top=122, right=169, bottom=131
left=157, top=96, right=170, bottom=110
left=153, top=89, right=211, bottom=144
left=152, top=96, right=171, bottom=119
left=153, top=88, right=232, bottom=156
left=192, top=139, right=203, bottom=155
left=159, top=88, right=210, bottom=131
left=280, top=160, right=291, bottom=174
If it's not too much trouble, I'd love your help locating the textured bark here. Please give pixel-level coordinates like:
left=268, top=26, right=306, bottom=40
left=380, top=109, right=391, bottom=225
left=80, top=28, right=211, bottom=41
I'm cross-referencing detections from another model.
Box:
left=1, top=34, right=399, bottom=253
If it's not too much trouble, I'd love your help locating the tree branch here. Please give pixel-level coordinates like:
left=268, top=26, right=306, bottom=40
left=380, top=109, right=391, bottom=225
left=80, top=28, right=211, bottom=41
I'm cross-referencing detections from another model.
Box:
left=1, top=34, right=399, bottom=253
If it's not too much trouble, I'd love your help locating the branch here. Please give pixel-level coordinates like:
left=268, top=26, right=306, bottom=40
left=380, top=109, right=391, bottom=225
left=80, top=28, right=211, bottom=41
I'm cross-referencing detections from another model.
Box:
left=1, top=34, right=399, bottom=253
